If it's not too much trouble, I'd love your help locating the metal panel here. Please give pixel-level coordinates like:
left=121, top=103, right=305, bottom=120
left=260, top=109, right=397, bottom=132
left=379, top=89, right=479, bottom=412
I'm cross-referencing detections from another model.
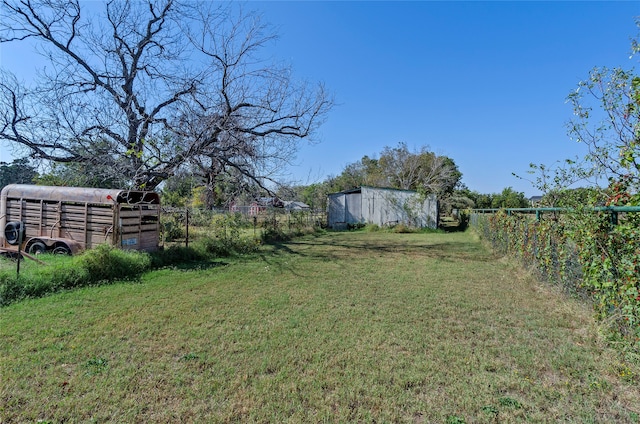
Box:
left=344, top=192, right=362, bottom=224
left=327, top=193, right=346, bottom=227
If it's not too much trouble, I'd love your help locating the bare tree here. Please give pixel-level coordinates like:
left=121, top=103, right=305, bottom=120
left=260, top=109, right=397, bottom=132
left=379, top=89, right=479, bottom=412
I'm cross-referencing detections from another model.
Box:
left=0, top=0, right=332, bottom=190
left=379, top=142, right=421, bottom=190
left=378, top=142, right=461, bottom=196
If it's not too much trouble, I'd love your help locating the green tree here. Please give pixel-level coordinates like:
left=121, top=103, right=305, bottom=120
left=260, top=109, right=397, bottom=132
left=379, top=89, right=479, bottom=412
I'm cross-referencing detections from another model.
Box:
left=540, top=187, right=606, bottom=208
left=491, top=187, right=528, bottom=209
left=0, top=157, right=37, bottom=190
left=34, top=161, right=128, bottom=189
left=455, top=189, right=494, bottom=209
left=378, top=142, right=462, bottom=196
left=475, top=194, right=494, bottom=209
left=567, top=68, right=640, bottom=191
left=524, top=20, right=640, bottom=203
left=299, top=182, right=332, bottom=211
left=160, top=173, right=200, bottom=207
left=509, top=21, right=640, bottom=353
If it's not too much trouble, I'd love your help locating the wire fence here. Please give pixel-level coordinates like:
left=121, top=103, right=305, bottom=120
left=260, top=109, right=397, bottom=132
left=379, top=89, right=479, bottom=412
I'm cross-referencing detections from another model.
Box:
left=470, top=207, right=640, bottom=353
left=470, top=211, right=586, bottom=298
left=160, top=206, right=327, bottom=245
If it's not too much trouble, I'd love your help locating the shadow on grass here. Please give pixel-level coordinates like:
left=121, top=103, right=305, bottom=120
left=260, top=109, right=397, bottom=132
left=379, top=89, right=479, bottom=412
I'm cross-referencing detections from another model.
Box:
left=259, top=242, right=304, bottom=276
left=440, top=224, right=468, bottom=233
left=262, top=232, right=497, bottom=266
left=269, top=242, right=301, bottom=256
left=169, top=260, right=229, bottom=272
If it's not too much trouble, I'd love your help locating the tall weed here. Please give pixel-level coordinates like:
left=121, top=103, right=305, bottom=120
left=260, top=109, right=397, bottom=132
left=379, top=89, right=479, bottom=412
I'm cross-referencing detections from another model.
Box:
left=0, top=245, right=151, bottom=306
left=78, top=244, right=151, bottom=283
left=0, top=231, right=259, bottom=306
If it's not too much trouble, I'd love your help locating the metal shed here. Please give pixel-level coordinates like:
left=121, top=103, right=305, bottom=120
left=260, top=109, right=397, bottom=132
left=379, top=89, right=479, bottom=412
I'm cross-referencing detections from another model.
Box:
left=327, top=186, right=438, bottom=229
left=0, top=184, right=161, bottom=254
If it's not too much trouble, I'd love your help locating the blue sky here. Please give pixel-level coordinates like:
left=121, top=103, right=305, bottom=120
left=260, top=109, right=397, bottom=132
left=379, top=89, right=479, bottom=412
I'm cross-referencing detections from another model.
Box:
left=252, top=1, right=639, bottom=196
left=1, top=1, right=639, bottom=196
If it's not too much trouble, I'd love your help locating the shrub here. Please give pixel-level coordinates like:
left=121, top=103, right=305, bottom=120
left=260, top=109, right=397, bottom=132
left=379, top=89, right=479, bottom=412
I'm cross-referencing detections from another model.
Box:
left=458, top=210, right=470, bottom=231
left=392, top=223, right=414, bottom=233
left=0, top=245, right=151, bottom=307
left=77, top=244, right=151, bottom=283
left=261, top=226, right=291, bottom=242
left=0, top=274, right=25, bottom=307
left=365, top=224, right=381, bottom=232
left=161, top=213, right=185, bottom=242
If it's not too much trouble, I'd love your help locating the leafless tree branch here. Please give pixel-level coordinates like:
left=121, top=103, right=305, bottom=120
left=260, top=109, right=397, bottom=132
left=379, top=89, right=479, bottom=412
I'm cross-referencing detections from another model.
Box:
left=0, top=0, right=333, bottom=190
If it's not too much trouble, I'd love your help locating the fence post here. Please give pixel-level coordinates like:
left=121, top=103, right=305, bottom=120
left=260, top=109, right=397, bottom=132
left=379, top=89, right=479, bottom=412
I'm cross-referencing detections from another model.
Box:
left=16, top=221, right=24, bottom=278
left=610, top=210, right=618, bottom=226
left=185, top=208, right=189, bottom=248
left=253, top=215, right=257, bottom=237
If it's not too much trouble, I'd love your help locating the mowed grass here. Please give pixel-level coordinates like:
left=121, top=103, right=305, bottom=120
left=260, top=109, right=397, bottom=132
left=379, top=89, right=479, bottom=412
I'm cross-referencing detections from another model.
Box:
left=1, top=231, right=639, bottom=423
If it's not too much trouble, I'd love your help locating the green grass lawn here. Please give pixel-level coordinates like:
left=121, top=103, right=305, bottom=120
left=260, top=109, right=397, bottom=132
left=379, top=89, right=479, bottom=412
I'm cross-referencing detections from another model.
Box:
left=1, top=231, right=639, bottom=423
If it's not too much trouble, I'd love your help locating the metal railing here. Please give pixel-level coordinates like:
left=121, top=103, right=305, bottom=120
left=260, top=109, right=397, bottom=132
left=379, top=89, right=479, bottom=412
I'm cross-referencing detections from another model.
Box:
left=471, top=206, right=640, bottom=225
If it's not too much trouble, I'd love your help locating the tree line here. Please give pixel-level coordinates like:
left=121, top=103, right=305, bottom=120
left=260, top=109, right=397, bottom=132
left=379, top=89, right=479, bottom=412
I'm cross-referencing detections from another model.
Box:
left=0, top=143, right=530, bottom=213
left=272, top=142, right=529, bottom=213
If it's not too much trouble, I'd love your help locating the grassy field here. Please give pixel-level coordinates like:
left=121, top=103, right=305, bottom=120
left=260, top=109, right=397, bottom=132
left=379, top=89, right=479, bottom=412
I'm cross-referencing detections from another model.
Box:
left=1, top=231, right=639, bottom=423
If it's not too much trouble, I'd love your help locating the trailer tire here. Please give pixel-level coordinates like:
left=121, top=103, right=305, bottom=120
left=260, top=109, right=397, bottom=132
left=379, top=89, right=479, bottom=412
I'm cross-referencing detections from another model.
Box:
left=28, top=241, right=47, bottom=255
left=4, top=222, right=23, bottom=245
left=52, top=244, right=72, bottom=255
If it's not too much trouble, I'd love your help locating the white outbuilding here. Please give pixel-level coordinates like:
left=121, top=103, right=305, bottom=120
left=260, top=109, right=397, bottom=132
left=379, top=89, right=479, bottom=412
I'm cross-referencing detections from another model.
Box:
left=327, top=186, right=438, bottom=230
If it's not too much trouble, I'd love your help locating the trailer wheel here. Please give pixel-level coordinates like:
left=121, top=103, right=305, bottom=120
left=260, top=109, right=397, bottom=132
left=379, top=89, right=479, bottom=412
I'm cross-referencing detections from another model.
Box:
left=4, top=222, right=23, bottom=245
left=52, top=244, right=72, bottom=255
left=28, top=241, right=47, bottom=255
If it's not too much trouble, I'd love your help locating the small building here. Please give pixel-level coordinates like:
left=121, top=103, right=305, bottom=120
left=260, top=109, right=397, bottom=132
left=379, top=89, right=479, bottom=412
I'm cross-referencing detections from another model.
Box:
left=327, top=186, right=438, bottom=230
left=229, top=197, right=284, bottom=216
left=284, top=201, right=310, bottom=211
left=229, top=201, right=262, bottom=216
left=529, top=195, right=543, bottom=207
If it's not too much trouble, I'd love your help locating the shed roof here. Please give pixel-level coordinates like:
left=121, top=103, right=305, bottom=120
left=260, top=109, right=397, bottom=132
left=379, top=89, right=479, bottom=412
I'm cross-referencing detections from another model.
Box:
left=284, top=201, right=310, bottom=209
left=328, top=186, right=423, bottom=197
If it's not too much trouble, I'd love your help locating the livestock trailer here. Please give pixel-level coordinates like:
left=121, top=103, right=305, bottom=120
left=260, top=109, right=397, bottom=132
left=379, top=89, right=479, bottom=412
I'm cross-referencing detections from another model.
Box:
left=0, top=184, right=161, bottom=255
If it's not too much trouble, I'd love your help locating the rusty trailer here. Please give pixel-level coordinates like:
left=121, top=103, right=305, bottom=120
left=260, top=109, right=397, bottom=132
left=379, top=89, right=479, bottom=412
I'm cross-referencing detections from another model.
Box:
left=0, top=184, right=161, bottom=255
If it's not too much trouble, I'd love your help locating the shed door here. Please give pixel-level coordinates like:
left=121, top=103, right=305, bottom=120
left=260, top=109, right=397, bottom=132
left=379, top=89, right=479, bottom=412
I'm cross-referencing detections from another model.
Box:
left=328, top=194, right=346, bottom=227
left=345, top=193, right=362, bottom=224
